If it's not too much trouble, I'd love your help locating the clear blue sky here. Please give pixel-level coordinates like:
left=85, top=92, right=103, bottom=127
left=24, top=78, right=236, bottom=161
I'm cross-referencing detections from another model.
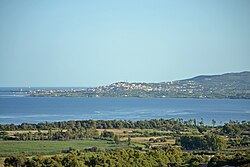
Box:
left=1, top=0, right=250, bottom=87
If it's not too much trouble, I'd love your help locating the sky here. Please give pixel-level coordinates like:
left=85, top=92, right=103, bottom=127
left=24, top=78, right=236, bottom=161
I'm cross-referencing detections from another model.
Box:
left=0, top=0, right=250, bottom=87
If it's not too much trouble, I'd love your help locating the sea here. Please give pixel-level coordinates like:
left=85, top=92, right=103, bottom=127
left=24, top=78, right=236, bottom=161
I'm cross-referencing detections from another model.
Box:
left=0, top=88, right=250, bottom=125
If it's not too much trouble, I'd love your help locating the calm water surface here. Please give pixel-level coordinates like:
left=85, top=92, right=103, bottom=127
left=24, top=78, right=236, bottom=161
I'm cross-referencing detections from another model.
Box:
left=0, top=95, right=249, bottom=125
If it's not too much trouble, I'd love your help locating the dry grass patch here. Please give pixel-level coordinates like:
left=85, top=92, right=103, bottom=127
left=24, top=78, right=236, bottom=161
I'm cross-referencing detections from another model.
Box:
left=120, top=136, right=173, bottom=143
left=97, top=129, right=134, bottom=135
left=151, top=139, right=176, bottom=147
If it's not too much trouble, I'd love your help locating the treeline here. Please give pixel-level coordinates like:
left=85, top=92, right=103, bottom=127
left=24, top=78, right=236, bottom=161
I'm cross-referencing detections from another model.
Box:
left=1, top=119, right=249, bottom=131
left=222, top=121, right=250, bottom=137
left=4, top=147, right=250, bottom=167
left=2, top=128, right=99, bottom=141
left=1, top=119, right=250, bottom=143
left=0, top=119, right=186, bottom=131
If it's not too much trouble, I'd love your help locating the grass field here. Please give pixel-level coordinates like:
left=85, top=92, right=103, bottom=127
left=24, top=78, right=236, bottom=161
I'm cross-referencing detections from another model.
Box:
left=1, top=128, right=171, bottom=157
left=0, top=139, right=129, bottom=156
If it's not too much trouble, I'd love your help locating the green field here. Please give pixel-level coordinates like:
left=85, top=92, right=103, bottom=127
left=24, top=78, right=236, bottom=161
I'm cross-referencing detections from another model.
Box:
left=0, top=139, right=129, bottom=156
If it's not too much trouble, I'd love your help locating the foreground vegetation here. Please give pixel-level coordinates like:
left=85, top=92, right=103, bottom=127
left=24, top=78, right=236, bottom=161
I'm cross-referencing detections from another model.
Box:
left=1, top=119, right=250, bottom=166
left=3, top=146, right=250, bottom=167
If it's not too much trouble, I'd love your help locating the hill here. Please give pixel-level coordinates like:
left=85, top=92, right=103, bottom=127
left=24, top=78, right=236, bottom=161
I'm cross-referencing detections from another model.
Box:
left=30, top=71, right=250, bottom=99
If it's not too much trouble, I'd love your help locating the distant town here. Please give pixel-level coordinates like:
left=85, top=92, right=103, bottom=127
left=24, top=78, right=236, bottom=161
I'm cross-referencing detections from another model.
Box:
left=19, top=71, right=248, bottom=99
left=2, top=71, right=249, bottom=99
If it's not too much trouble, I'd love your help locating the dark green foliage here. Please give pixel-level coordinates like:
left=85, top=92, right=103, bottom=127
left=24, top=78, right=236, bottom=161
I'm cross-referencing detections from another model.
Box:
left=4, top=147, right=210, bottom=167
left=0, top=131, right=10, bottom=140
left=1, top=119, right=249, bottom=133
left=208, top=153, right=250, bottom=167
left=222, top=123, right=245, bottom=137
left=100, top=130, right=114, bottom=138
left=4, top=154, right=28, bottom=167
left=187, top=154, right=209, bottom=167
left=0, top=118, right=192, bottom=131
left=180, top=135, right=207, bottom=150
left=180, top=134, right=227, bottom=151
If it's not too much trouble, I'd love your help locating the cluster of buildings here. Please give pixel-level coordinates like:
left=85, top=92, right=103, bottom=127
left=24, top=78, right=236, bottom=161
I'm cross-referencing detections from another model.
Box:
left=84, top=81, right=205, bottom=95
left=29, top=80, right=207, bottom=97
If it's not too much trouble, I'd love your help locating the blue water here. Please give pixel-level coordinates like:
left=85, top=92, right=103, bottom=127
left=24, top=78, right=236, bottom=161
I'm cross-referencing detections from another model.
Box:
left=0, top=95, right=250, bottom=125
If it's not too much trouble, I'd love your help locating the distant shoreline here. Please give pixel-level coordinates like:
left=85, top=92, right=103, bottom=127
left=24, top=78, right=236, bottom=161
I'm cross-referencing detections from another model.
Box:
left=1, top=71, right=250, bottom=99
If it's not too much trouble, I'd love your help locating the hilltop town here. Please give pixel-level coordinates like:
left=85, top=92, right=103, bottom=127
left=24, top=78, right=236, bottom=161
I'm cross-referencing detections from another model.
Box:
left=29, top=71, right=250, bottom=99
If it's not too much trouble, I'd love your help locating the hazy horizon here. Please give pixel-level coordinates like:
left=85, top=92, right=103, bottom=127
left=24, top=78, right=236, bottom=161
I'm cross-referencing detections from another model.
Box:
left=1, top=0, right=250, bottom=87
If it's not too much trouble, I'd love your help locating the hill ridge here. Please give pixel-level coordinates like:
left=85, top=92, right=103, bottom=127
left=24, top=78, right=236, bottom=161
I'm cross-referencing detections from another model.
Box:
left=30, top=71, right=250, bottom=99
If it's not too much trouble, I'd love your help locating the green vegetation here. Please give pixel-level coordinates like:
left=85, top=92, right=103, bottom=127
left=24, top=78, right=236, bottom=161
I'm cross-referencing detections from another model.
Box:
left=3, top=147, right=250, bottom=167
left=0, top=139, right=130, bottom=156
left=0, top=118, right=250, bottom=166
left=208, top=153, right=250, bottom=167
left=3, top=147, right=206, bottom=167
left=0, top=118, right=236, bottom=131
left=179, top=134, right=227, bottom=151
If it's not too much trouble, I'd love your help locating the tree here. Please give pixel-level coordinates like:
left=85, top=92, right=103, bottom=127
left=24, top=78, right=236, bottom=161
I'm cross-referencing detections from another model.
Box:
left=4, top=154, right=27, bottom=167
left=128, top=136, right=131, bottom=145
left=222, top=123, right=242, bottom=137
left=0, top=131, right=9, bottom=140
left=205, top=134, right=227, bottom=151
left=199, top=118, right=204, bottom=126
left=193, top=119, right=197, bottom=126
left=114, top=135, right=120, bottom=144
left=212, top=119, right=216, bottom=127
left=101, top=130, right=114, bottom=138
